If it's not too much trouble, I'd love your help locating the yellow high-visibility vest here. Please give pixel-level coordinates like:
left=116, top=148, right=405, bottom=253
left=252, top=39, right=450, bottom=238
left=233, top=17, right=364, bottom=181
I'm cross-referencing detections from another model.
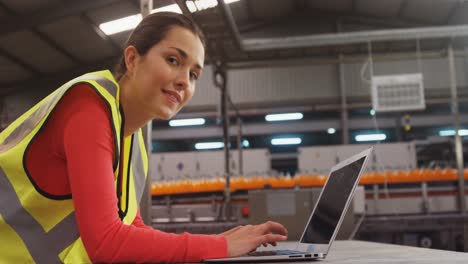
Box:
left=0, top=70, right=148, bottom=263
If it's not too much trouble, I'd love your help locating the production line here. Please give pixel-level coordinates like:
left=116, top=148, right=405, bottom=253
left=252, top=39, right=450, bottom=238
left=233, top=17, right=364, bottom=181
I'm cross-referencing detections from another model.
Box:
left=150, top=142, right=468, bottom=252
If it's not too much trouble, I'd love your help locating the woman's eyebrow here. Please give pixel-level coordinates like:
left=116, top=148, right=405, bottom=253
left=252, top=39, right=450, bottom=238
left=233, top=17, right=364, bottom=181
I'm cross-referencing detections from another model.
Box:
left=169, top=47, right=203, bottom=70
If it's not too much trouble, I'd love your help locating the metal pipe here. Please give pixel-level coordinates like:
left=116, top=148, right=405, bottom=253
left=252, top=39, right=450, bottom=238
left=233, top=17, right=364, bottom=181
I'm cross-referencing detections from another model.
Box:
left=227, top=49, right=468, bottom=70
left=448, top=45, right=466, bottom=214
left=220, top=78, right=230, bottom=193
left=338, top=54, right=349, bottom=144
left=213, top=61, right=231, bottom=220
left=216, top=0, right=243, bottom=50
left=243, top=24, right=468, bottom=51
left=421, top=182, right=430, bottom=214
left=237, top=117, right=243, bottom=176
left=395, top=115, right=402, bottom=142
left=373, top=184, right=379, bottom=215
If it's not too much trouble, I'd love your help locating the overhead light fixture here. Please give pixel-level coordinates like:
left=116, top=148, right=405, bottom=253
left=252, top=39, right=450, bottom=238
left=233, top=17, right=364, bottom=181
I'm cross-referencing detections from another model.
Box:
left=195, top=142, right=224, bottom=150
left=242, top=139, right=250, bottom=148
left=186, top=0, right=240, bottom=12
left=265, top=112, right=303, bottom=122
left=100, top=0, right=240, bottom=35
left=327, top=128, right=336, bottom=134
left=439, top=129, right=468, bottom=136
left=151, top=4, right=182, bottom=14
left=355, top=133, right=386, bottom=142
left=271, top=137, right=302, bottom=146
left=99, top=14, right=142, bottom=35
left=370, top=109, right=376, bottom=116
left=169, top=118, right=205, bottom=127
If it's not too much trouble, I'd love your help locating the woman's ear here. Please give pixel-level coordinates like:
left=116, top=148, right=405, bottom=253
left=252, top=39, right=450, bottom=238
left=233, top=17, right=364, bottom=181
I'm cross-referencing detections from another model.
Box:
left=124, top=45, right=139, bottom=75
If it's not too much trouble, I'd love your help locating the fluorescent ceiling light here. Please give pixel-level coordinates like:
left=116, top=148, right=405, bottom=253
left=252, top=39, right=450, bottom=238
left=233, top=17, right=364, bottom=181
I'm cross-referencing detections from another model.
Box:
left=169, top=118, right=205, bottom=127
left=355, top=133, right=386, bottom=142
left=195, top=142, right=224, bottom=150
left=99, top=14, right=142, bottom=35
left=265, top=112, right=303, bottom=122
left=186, top=0, right=240, bottom=12
left=151, top=4, right=182, bottom=14
left=271, top=137, right=302, bottom=146
left=327, top=128, right=336, bottom=134
left=100, top=0, right=240, bottom=35
left=439, top=129, right=468, bottom=136
left=191, top=0, right=217, bottom=12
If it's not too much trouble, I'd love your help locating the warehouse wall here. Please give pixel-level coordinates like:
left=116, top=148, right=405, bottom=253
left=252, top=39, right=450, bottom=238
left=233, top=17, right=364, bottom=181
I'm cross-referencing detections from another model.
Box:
left=187, top=55, right=468, bottom=108
left=1, top=54, right=468, bottom=127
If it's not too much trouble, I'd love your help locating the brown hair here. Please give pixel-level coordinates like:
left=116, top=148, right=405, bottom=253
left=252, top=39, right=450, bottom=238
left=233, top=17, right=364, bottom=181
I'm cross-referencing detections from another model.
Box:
left=113, top=12, right=206, bottom=81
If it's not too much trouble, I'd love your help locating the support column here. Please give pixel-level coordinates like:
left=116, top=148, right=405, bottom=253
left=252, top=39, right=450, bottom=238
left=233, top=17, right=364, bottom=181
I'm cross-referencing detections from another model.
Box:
left=336, top=22, right=349, bottom=144
left=213, top=60, right=232, bottom=221
left=338, top=54, right=349, bottom=144
left=139, top=0, right=153, bottom=226
left=448, top=45, right=466, bottom=214
left=237, top=117, right=243, bottom=176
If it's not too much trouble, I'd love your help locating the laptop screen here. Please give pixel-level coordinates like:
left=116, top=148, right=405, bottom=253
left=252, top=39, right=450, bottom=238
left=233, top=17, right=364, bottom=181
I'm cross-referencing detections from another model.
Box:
left=300, top=156, right=365, bottom=244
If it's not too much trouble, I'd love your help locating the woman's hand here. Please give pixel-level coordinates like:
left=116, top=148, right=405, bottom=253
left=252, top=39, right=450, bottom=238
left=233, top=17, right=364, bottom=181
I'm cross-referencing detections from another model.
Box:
left=220, top=221, right=288, bottom=257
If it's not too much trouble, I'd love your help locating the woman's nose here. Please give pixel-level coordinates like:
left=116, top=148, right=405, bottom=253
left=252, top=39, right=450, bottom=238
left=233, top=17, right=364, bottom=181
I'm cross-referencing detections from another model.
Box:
left=175, top=71, right=190, bottom=91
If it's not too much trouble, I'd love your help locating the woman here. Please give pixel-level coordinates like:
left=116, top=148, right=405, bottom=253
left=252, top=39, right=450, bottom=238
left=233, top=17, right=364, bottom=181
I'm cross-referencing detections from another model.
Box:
left=0, top=12, right=287, bottom=263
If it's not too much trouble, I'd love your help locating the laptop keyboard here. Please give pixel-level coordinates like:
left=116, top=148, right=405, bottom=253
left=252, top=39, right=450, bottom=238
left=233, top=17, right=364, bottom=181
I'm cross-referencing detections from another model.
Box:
left=247, top=249, right=305, bottom=256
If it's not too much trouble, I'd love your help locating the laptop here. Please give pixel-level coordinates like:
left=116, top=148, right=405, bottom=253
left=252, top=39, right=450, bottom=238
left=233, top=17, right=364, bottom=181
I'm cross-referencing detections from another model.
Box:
left=204, top=147, right=373, bottom=263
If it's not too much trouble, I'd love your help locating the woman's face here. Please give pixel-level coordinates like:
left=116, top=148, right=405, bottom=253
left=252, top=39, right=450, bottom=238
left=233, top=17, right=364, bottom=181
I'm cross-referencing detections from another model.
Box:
left=125, top=26, right=205, bottom=120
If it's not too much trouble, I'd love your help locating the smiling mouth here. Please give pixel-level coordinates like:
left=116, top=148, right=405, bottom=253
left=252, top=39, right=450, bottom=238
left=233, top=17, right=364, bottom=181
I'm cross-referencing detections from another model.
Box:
left=162, top=89, right=181, bottom=104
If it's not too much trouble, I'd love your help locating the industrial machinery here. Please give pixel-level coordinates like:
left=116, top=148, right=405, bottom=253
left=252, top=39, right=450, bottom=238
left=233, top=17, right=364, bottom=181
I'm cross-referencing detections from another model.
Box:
left=151, top=142, right=468, bottom=251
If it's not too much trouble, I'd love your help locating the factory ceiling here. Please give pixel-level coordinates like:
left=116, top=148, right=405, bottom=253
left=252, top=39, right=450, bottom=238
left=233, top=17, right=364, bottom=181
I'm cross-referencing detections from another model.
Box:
left=0, top=0, right=467, bottom=96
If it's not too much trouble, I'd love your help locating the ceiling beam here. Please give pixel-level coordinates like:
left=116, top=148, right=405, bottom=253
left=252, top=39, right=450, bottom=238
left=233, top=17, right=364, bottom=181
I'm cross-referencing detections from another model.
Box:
left=0, top=56, right=119, bottom=96
left=0, top=0, right=124, bottom=36
left=235, top=8, right=432, bottom=37
left=342, top=15, right=429, bottom=29
left=0, top=48, right=41, bottom=75
left=0, top=1, right=80, bottom=77
left=32, top=29, right=82, bottom=64
left=242, top=24, right=468, bottom=51
left=80, top=13, right=122, bottom=53
left=311, top=7, right=431, bottom=28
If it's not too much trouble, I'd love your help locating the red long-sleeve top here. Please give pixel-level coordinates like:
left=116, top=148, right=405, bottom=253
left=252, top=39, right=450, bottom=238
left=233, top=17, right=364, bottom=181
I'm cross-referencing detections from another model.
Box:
left=24, top=83, right=227, bottom=263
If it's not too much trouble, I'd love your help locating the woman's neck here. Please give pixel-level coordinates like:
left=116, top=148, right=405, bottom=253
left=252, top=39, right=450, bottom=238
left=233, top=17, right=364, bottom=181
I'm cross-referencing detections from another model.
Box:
left=118, top=76, right=152, bottom=137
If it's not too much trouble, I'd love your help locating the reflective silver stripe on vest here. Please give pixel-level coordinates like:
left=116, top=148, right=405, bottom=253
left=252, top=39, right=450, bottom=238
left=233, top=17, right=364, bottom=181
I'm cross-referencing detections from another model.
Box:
left=132, top=132, right=146, bottom=203
left=76, top=74, right=117, bottom=98
left=1, top=74, right=118, bottom=153
left=0, top=168, right=79, bottom=263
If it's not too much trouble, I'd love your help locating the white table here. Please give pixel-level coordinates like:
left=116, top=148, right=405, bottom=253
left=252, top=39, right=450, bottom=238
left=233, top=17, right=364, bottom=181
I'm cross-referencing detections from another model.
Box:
left=255, top=240, right=468, bottom=264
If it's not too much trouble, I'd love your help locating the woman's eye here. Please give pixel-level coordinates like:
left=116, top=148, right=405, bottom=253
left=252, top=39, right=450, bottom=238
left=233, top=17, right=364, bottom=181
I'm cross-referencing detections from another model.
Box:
left=167, top=56, right=179, bottom=65
left=190, top=72, right=199, bottom=81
